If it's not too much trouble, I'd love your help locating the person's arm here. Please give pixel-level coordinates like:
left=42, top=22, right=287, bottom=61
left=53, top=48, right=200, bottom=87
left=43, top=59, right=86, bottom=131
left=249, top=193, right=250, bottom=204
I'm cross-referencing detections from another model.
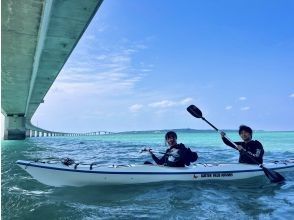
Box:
left=220, top=131, right=234, bottom=148
left=149, top=150, right=166, bottom=165
left=220, top=131, right=244, bottom=150
left=221, top=137, right=242, bottom=151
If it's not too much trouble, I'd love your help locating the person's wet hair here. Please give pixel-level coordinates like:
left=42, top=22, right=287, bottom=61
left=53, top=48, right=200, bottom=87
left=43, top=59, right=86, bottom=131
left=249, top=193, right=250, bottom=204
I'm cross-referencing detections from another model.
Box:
left=238, top=125, right=253, bottom=136
left=165, top=131, right=177, bottom=140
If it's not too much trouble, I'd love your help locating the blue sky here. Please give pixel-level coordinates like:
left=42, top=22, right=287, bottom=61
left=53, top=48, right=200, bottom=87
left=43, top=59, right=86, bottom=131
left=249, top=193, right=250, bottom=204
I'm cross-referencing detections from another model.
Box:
left=31, top=0, right=294, bottom=132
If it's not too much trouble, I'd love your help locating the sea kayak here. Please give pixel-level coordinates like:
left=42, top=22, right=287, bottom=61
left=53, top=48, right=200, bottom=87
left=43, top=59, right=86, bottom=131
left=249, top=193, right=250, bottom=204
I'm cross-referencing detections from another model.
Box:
left=16, top=159, right=294, bottom=187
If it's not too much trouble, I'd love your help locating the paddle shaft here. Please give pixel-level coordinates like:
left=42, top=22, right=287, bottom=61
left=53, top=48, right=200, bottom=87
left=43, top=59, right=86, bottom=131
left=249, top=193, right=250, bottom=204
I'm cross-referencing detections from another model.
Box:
left=202, top=117, right=239, bottom=150
left=140, top=149, right=166, bottom=155
left=202, top=117, right=219, bottom=132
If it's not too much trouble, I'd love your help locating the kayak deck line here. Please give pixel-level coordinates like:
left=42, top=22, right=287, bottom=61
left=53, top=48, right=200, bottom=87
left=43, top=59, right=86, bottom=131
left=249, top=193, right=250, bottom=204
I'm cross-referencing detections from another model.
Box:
left=16, top=160, right=294, bottom=175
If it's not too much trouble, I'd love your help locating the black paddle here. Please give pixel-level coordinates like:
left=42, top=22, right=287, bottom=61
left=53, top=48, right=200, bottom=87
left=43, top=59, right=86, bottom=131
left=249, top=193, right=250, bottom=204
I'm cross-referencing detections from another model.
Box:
left=187, top=104, right=285, bottom=183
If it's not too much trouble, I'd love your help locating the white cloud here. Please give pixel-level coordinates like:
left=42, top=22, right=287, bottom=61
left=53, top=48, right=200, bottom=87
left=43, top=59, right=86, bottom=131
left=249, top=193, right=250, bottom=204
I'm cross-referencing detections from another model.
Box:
left=140, top=69, right=152, bottom=72
left=84, top=35, right=96, bottom=40
left=135, top=44, right=148, bottom=50
left=239, top=97, right=247, bottom=101
left=123, top=49, right=137, bottom=54
left=289, top=93, right=294, bottom=98
left=110, top=55, right=131, bottom=63
left=148, top=97, right=193, bottom=108
left=52, top=71, right=143, bottom=97
left=241, top=106, right=250, bottom=111
left=129, top=104, right=143, bottom=112
left=51, top=40, right=152, bottom=98
left=96, top=55, right=107, bottom=60
left=180, top=97, right=193, bottom=105
left=149, top=100, right=177, bottom=108
left=225, top=106, right=232, bottom=110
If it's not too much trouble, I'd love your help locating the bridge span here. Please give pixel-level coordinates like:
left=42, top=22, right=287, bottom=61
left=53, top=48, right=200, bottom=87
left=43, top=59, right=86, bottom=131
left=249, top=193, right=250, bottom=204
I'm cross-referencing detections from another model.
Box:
left=2, top=0, right=104, bottom=139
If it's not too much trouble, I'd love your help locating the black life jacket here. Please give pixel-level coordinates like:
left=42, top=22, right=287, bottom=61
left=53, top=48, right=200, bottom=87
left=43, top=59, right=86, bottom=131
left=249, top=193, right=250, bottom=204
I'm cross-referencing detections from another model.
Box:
left=184, top=148, right=198, bottom=166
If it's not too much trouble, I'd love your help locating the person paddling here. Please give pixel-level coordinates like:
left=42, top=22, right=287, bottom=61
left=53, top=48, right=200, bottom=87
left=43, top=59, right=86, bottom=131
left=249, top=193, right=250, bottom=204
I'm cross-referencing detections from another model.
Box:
left=144, top=131, right=198, bottom=167
left=220, top=125, right=264, bottom=164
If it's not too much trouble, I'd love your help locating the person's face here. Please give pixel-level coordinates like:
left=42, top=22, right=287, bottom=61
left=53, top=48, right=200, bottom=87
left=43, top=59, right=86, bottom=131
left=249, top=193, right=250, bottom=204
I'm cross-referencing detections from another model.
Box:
left=239, top=130, right=252, bottom=142
left=166, top=135, right=177, bottom=146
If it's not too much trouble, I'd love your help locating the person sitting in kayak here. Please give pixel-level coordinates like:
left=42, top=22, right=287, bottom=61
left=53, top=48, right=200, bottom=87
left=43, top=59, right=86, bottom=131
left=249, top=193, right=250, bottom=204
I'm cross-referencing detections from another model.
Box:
left=220, top=125, right=264, bottom=164
left=145, top=131, right=198, bottom=167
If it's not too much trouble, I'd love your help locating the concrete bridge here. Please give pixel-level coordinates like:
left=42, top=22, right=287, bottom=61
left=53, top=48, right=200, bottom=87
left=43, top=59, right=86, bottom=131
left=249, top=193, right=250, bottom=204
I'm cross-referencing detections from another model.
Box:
left=1, top=0, right=106, bottom=140
left=25, top=130, right=114, bottom=138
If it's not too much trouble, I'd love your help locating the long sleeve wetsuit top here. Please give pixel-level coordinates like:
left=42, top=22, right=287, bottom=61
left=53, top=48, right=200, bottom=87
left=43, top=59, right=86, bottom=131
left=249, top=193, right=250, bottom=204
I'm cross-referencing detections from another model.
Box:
left=222, top=137, right=264, bottom=164
left=151, top=143, right=187, bottom=167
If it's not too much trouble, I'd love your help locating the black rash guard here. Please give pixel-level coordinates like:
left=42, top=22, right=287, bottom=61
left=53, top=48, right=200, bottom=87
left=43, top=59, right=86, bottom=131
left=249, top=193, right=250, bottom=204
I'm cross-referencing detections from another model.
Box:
left=151, top=143, right=187, bottom=167
left=222, top=137, right=264, bottom=164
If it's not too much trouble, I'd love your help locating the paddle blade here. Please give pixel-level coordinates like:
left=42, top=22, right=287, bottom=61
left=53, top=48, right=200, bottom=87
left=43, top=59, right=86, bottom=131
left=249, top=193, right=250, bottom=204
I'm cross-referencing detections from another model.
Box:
left=262, top=166, right=285, bottom=183
left=187, top=105, right=203, bottom=118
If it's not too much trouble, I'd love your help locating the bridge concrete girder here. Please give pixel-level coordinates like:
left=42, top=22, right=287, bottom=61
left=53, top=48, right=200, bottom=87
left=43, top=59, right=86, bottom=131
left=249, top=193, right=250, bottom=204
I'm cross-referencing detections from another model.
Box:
left=2, top=0, right=104, bottom=139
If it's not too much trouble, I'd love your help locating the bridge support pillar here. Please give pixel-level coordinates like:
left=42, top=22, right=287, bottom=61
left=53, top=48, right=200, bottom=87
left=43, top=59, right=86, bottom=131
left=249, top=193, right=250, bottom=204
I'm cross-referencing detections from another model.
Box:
left=4, top=115, right=26, bottom=140
left=26, top=130, right=30, bottom=138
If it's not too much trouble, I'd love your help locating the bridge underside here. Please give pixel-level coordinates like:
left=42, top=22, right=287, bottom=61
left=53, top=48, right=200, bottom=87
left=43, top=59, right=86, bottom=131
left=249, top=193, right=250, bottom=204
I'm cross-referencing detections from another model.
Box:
left=1, top=0, right=103, bottom=139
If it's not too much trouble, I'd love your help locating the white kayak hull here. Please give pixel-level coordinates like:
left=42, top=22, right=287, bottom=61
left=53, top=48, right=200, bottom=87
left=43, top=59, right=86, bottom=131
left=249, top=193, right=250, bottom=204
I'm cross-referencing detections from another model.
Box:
left=16, top=160, right=294, bottom=187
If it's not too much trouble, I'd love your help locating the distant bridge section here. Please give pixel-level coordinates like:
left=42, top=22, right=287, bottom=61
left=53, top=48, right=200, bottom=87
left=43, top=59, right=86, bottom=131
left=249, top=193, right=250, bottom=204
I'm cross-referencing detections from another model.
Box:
left=2, top=0, right=104, bottom=139
left=25, top=130, right=114, bottom=138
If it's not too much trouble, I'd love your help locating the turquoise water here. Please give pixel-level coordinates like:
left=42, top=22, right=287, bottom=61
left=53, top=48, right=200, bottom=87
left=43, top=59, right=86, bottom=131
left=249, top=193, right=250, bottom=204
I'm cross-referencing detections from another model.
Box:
left=2, top=131, right=294, bottom=219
